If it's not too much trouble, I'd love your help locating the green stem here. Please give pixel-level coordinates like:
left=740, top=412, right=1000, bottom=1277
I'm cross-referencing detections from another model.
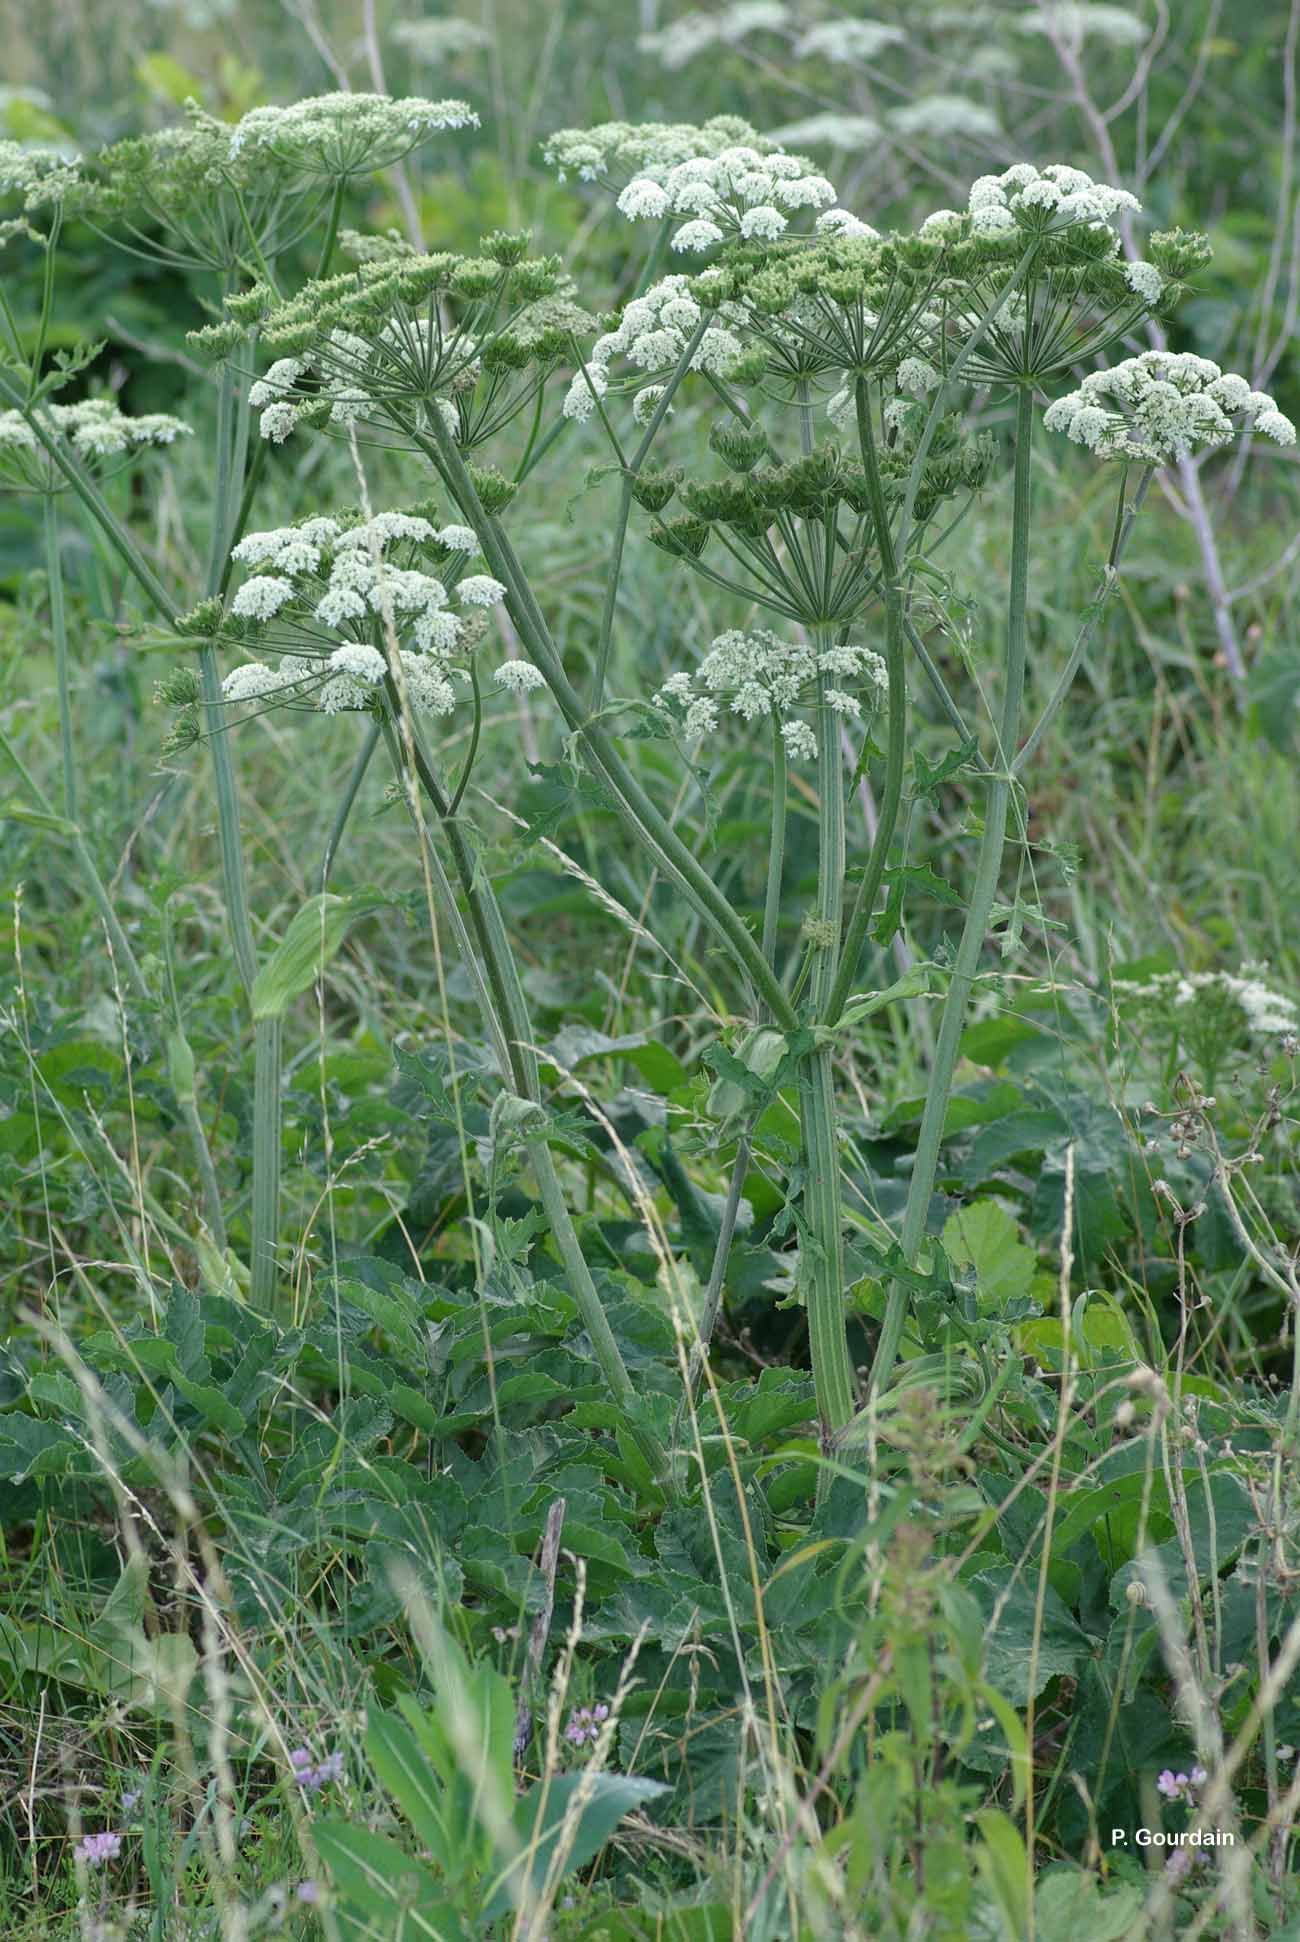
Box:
left=204, top=348, right=275, bottom=1301
left=868, top=386, right=1037, bottom=1405
left=591, top=315, right=710, bottom=708
left=28, top=208, right=62, bottom=401
left=762, top=713, right=787, bottom=968
left=162, top=902, right=227, bottom=1251
left=320, top=717, right=381, bottom=891
left=824, top=380, right=908, bottom=1026
left=381, top=708, right=670, bottom=1486
left=1014, top=466, right=1154, bottom=773
left=800, top=655, right=856, bottom=1456
left=43, top=496, right=77, bottom=827
left=249, top=1015, right=282, bottom=1311
left=419, top=414, right=797, bottom=1030
left=316, top=178, right=346, bottom=280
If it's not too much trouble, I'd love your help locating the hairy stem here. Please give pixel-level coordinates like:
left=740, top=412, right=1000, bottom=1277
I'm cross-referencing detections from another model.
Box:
left=869, top=385, right=1037, bottom=1403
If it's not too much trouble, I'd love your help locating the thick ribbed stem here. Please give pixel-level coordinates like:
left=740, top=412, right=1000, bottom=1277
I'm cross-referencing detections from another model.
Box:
left=825, top=379, right=908, bottom=1025
left=869, top=386, right=1036, bottom=1402
left=249, top=1015, right=282, bottom=1311
left=762, top=713, right=787, bottom=970
left=801, top=656, right=855, bottom=1454
left=44, top=497, right=77, bottom=826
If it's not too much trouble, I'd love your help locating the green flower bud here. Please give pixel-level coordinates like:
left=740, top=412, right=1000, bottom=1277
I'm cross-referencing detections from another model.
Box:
left=630, top=465, right=682, bottom=513
left=467, top=465, right=517, bottom=513
left=481, top=227, right=531, bottom=266
left=708, top=420, right=769, bottom=472
left=648, top=514, right=709, bottom=558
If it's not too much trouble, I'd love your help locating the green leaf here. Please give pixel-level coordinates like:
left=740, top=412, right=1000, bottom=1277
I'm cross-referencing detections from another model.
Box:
left=1035, top=1869, right=1144, bottom=1942
left=313, top=1823, right=467, bottom=1941
left=0, top=796, right=78, bottom=836
left=485, top=1772, right=669, bottom=1916
left=365, top=1709, right=453, bottom=1875
left=251, top=892, right=388, bottom=1021
left=943, top=1201, right=1036, bottom=1315
left=974, top=1809, right=1031, bottom=1942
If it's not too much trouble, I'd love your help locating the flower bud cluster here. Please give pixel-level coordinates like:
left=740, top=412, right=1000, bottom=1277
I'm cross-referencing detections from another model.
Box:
left=656, top=626, right=886, bottom=760
left=1045, top=353, right=1297, bottom=463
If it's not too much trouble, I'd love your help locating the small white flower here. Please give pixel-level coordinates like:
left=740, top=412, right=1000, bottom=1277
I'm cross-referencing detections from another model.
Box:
left=494, top=659, right=546, bottom=692
left=435, top=524, right=479, bottom=552
left=328, top=642, right=387, bottom=684
left=457, top=574, right=507, bottom=607
left=815, top=208, right=879, bottom=239
left=1124, top=260, right=1163, bottom=302
left=1254, top=408, right=1297, bottom=445
left=671, top=218, right=725, bottom=252
left=739, top=203, right=787, bottom=241
left=781, top=719, right=817, bottom=761
left=617, top=177, right=671, bottom=220
left=231, top=575, right=296, bottom=620
left=222, top=661, right=294, bottom=702
left=259, top=403, right=300, bottom=443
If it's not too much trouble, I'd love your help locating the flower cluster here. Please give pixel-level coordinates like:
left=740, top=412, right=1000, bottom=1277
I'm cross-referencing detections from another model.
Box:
left=226, top=93, right=477, bottom=178
left=657, top=628, right=886, bottom=760
left=0, top=398, right=191, bottom=494
left=564, top=1702, right=610, bottom=1746
left=639, top=2, right=789, bottom=71
left=209, top=510, right=524, bottom=725
left=542, top=114, right=771, bottom=188
left=289, top=1745, right=345, bottom=1791
left=563, top=274, right=747, bottom=422
left=0, top=138, right=81, bottom=234
left=1116, top=967, right=1298, bottom=1041
left=1045, top=352, right=1297, bottom=462
left=615, top=141, right=838, bottom=254
left=921, top=162, right=1141, bottom=245
left=1156, top=1765, right=1208, bottom=1803
left=76, top=1831, right=122, bottom=1867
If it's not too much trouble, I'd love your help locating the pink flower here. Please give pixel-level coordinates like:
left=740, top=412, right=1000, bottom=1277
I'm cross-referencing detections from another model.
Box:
left=76, top=1831, right=122, bottom=1867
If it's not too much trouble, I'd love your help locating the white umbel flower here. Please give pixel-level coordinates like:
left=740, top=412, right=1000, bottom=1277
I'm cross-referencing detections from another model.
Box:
left=495, top=659, right=546, bottom=692
left=457, top=574, right=507, bottom=607
left=231, top=575, right=296, bottom=620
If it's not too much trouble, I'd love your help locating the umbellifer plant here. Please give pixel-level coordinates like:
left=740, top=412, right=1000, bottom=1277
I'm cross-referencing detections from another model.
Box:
left=3, top=110, right=1293, bottom=1489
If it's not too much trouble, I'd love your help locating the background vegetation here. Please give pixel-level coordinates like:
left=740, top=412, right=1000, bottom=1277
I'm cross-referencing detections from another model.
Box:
left=1, top=4, right=1298, bottom=1938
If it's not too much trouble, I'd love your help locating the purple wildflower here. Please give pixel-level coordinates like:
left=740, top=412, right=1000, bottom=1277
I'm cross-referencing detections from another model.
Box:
left=76, top=1831, right=122, bottom=1867
left=288, top=1744, right=343, bottom=1791
left=297, top=1880, right=319, bottom=1904
left=1157, top=1766, right=1209, bottom=1805
left=564, top=1704, right=611, bottom=1747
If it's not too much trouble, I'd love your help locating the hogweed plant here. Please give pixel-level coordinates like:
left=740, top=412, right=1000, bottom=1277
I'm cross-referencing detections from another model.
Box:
left=3, top=103, right=1296, bottom=1491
